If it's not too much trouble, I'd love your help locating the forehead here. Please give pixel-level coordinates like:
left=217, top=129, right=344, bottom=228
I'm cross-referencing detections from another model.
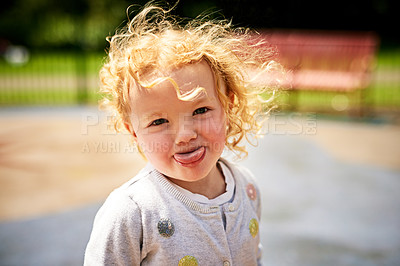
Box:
left=129, top=61, right=219, bottom=110
left=171, top=61, right=213, bottom=90
left=147, top=60, right=215, bottom=93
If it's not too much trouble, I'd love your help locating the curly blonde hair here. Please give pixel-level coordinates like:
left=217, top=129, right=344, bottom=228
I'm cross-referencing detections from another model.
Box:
left=99, top=2, right=281, bottom=158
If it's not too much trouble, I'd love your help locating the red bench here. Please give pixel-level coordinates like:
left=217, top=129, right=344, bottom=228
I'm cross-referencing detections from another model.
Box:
left=261, top=29, right=379, bottom=91
left=251, top=29, right=379, bottom=113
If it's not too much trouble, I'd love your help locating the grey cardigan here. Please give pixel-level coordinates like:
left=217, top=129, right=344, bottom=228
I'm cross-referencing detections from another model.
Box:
left=84, top=158, right=262, bottom=265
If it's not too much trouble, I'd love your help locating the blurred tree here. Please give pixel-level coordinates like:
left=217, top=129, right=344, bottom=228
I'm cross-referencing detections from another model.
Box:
left=215, top=0, right=398, bottom=45
left=0, top=0, right=142, bottom=50
left=0, top=0, right=398, bottom=51
left=216, top=0, right=394, bottom=31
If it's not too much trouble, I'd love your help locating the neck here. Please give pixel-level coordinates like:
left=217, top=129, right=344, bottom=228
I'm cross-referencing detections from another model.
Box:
left=167, top=164, right=226, bottom=199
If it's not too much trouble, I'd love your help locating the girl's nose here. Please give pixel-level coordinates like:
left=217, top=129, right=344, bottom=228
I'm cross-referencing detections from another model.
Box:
left=175, top=119, right=197, bottom=145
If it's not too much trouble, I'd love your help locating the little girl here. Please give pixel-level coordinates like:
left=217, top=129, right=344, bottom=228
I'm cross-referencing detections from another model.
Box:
left=85, top=3, right=278, bottom=265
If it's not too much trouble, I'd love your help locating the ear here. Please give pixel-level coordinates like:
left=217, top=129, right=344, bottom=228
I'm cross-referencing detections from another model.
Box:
left=227, top=90, right=235, bottom=110
left=216, top=75, right=234, bottom=107
left=229, top=91, right=235, bottom=105
left=124, top=122, right=138, bottom=141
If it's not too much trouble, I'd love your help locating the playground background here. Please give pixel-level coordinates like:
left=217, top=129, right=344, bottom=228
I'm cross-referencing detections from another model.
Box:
left=0, top=107, right=399, bottom=265
left=1, top=0, right=400, bottom=265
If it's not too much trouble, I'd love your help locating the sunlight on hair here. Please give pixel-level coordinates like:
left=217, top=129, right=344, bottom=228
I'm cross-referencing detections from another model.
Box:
left=99, top=2, right=285, bottom=159
left=137, top=75, right=207, bottom=102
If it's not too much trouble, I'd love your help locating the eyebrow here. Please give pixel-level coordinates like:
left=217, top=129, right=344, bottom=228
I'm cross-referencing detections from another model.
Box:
left=142, top=112, right=166, bottom=122
left=140, top=90, right=211, bottom=122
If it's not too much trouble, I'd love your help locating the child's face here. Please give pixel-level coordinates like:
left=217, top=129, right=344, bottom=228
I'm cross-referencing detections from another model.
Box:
left=127, top=61, right=227, bottom=183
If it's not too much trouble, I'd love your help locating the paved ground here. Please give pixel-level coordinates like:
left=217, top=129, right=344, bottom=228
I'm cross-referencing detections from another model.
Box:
left=243, top=129, right=400, bottom=265
left=0, top=107, right=399, bottom=265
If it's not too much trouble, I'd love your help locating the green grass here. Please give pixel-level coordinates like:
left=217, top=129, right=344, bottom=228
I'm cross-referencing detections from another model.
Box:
left=0, top=49, right=399, bottom=112
left=0, top=51, right=104, bottom=105
left=375, top=48, right=400, bottom=70
left=0, top=89, right=102, bottom=105
left=0, top=52, right=104, bottom=76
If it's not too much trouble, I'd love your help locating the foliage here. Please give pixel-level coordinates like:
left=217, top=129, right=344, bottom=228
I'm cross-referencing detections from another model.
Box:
left=1, top=0, right=398, bottom=51
left=0, top=0, right=141, bottom=50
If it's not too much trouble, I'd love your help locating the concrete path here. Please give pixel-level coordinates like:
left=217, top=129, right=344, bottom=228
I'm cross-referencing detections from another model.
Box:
left=243, top=133, right=400, bottom=265
left=1, top=108, right=399, bottom=265
left=0, top=204, right=100, bottom=266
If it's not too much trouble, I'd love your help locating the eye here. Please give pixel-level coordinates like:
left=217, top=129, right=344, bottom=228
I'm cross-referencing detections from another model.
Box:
left=193, top=107, right=209, bottom=115
left=150, top=118, right=168, bottom=126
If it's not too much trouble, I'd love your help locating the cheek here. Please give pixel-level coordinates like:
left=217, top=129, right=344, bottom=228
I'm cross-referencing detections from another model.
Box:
left=136, top=133, right=173, bottom=159
left=200, top=113, right=227, bottom=144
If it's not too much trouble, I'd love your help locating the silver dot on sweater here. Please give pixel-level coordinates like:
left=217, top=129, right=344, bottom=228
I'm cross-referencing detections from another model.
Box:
left=157, top=218, right=175, bottom=238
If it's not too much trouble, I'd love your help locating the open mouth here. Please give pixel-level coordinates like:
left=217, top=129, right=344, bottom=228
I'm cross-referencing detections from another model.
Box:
left=173, top=146, right=205, bottom=166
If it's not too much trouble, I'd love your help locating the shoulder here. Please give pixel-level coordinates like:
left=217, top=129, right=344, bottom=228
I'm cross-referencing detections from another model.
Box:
left=219, top=157, right=260, bottom=199
left=85, top=169, right=157, bottom=266
left=219, top=157, right=257, bottom=184
left=92, top=164, right=161, bottom=222
left=94, top=162, right=185, bottom=228
left=100, top=164, right=163, bottom=214
left=220, top=158, right=262, bottom=215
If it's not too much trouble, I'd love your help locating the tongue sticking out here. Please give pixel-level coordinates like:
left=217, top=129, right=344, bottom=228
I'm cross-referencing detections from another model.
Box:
left=174, top=146, right=205, bottom=164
